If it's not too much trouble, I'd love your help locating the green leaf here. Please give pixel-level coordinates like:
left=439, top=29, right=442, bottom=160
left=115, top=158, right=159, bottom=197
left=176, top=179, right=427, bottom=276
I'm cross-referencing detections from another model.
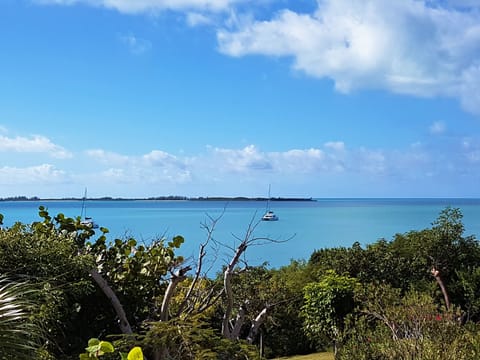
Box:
left=99, top=341, right=114, bottom=353
left=127, top=347, right=144, bottom=360
left=87, top=338, right=100, bottom=347
left=85, top=345, right=100, bottom=353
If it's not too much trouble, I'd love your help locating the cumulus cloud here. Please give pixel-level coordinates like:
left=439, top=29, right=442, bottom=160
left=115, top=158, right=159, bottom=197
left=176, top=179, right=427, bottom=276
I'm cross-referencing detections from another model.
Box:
left=143, top=150, right=187, bottom=169
left=85, top=149, right=130, bottom=165
left=34, top=0, right=242, bottom=13
left=87, top=148, right=187, bottom=168
left=207, top=140, right=480, bottom=183
left=0, top=134, right=72, bottom=159
left=211, top=144, right=355, bottom=175
left=86, top=148, right=192, bottom=184
left=212, top=145, right=273, bottom=172
left=0, top=164, right=68, bottom=185
left=6, top=139, right=480, bottom=195
left=324, top=141, right=346, bottom=152
left=186, top=12, right=214, bottom=26
left=217, top=0, right=480, bottom=114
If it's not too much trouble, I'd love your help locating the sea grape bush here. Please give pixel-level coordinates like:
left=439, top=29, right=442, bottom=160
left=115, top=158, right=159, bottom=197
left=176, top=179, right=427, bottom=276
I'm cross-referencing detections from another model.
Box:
left=79, top=338, right=144, bottom=360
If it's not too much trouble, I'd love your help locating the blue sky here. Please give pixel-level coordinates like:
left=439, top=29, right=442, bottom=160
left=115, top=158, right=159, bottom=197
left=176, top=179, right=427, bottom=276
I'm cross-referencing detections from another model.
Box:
left=1, top=0, right=480, bottom=198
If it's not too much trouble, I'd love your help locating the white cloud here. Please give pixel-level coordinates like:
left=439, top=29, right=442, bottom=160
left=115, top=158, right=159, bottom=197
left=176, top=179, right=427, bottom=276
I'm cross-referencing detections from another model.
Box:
left=5, top=138, right=480, bottom=196
left=142, top=150, right=186, bottom=169
left=87, top=148, right=187, bottom=168
left=212, top=145, right=273, bottom=173
left=461, top=137, right=480, bottom=163
left=120, top=33, right=152, bottom=54
left=217, top=0, right=480, bottom=114
left=0, top=134, right=72, bottom=159
left=34, top=0, right=243, bottom=13
left=354, top=148, right=387, bottom=175
left=459, top=64, right=480, bottom=114
left=210, top=144, right=366, bottom=175
left=207, top=142, right=472, bottom=182
left=186, top=12, right=214, bottom=26
left=86, top=148, right=192, bottom=184
left=324, top=141, right=345, bottom=152
left=85, top=149, right=130, bottom=164
left=0, top=164, right=68, bottom=185
left=272, top=148, right=326, bottom=173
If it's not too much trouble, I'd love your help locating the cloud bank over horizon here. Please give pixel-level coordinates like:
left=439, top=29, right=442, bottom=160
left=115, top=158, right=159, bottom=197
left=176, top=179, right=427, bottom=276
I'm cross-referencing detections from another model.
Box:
left=1, top=126, right=479, bottom=198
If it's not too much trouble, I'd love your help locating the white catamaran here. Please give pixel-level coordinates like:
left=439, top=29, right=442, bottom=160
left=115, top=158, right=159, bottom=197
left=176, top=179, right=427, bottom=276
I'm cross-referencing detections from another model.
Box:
left=80, top=189, right=99, bottom=229
left=261, top=185, right=279, bottom=221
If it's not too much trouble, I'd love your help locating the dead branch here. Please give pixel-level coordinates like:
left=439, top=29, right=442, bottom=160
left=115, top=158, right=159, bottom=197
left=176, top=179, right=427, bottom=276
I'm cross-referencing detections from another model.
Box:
left=431, top=266, right=451, bottom=310
left=176, top=210, right=225, bottom=317
left=89, top=268, right=133, bottom=334
left=160, top=265, right=191, bottom=321
left=247, top=305, right=270, bottom=344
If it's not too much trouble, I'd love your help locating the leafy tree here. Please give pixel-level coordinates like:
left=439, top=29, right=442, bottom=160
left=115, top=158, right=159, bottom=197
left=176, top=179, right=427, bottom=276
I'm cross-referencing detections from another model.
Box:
left=0, top=209, right=95, bottom=357
left=261, top=260, right=315, bottom=357
left=301, top=270, right=358, bottom=357
left=309, top=207, right=480, bottom=319
left=340, top=284, right=480, bottom=360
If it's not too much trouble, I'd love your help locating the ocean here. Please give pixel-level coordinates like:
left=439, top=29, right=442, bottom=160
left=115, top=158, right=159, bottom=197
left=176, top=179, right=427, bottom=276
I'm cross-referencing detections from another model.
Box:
left=1, top=198, right=480, bottom=272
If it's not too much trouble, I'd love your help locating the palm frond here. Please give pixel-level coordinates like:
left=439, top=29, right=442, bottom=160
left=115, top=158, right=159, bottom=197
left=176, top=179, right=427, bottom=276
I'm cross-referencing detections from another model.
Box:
left=0, top=276, right=41, bottom=359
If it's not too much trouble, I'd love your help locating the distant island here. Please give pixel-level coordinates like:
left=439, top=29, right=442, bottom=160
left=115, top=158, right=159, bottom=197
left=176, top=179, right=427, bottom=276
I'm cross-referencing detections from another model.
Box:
left=0, top=195, right=315, bottom=202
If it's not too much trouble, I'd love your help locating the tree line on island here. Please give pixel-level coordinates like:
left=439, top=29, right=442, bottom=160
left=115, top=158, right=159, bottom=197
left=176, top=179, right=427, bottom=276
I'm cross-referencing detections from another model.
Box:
left=0, top=195, right=314, bottom=202
left=0, top=207, right=479, bottom=359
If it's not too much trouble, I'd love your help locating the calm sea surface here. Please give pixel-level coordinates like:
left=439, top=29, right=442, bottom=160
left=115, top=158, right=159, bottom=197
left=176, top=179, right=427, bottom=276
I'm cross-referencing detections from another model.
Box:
left=1, top=199, right=480, bottom=271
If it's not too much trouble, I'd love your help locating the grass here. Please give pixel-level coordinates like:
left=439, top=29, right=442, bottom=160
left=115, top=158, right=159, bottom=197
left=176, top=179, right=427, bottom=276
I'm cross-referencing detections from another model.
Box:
left=273, top=353, right=334, bottom=360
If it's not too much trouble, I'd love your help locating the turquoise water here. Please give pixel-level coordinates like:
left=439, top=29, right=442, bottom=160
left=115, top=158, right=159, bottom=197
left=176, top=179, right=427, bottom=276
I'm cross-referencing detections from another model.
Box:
left=1, top=199, right=480, bottom=271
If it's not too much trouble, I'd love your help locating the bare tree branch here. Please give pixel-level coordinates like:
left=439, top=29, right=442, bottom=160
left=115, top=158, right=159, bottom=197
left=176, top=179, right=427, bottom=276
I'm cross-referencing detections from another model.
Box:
left=431, top=267, right=451, bottom=310
left=89, top=268, right=133, bottom=334
left=176, top=210, right=225, bottom=317
left=247, top=305, right=270, bottom=344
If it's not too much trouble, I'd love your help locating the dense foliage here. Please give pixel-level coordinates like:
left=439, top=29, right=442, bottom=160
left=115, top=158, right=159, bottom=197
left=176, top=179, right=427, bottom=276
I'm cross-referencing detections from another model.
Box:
left=0, top=206, right=480, bottom=359
left=308, top=207, right=480, bottom=359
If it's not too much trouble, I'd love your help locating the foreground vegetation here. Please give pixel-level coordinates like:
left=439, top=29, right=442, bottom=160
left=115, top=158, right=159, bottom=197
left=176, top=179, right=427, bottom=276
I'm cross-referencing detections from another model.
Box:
left=276, top=353, right=333, bottom=360
left=0, top=206, right=480, bottom=359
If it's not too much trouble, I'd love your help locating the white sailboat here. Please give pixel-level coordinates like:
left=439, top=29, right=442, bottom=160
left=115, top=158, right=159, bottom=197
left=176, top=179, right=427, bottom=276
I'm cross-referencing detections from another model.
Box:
left=261, top=185, right=279, bottom=221
left=80, top=188, right=99, bottom=229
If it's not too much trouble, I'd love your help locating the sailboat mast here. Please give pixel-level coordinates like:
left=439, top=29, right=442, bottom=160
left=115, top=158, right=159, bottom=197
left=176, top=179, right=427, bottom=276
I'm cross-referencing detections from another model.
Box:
left=81, top=188, right=87, bottom=219
left=266, top=184, right=271, bottom=211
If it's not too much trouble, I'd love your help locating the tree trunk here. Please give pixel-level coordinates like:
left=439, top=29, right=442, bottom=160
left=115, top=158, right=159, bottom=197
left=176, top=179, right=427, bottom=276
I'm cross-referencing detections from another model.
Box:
left=222, top=242, right=247, bottom=339
left=160, top=266, right=191, bottom=321
left=89, top=268, right=133, bottom=334
left=231, top=302, right=247, bottom=339
left=247, top=306, right=269, bottom=344
left=431, top=267, right=450, bottom=310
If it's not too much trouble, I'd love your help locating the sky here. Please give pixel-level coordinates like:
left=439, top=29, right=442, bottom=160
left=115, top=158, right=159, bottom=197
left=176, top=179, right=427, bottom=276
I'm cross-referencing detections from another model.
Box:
left=0, top=0, right=480, bottom=198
